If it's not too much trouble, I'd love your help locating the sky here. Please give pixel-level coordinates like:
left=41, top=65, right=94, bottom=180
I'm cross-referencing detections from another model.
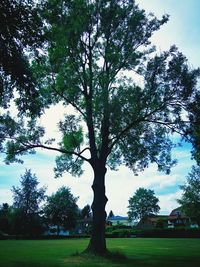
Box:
left=1, top=0, right=200, bottom=217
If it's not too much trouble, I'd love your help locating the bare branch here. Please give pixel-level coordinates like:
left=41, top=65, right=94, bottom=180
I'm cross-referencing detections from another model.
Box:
left=48, top=65, right=86, bottom=118
left=15, top=142, right=91, bottom=163
left=54, top=86, right=86, bottom=118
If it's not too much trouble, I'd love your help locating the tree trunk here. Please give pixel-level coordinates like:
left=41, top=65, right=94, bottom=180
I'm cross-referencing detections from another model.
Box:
left=85, top=164, right=108, bottom=255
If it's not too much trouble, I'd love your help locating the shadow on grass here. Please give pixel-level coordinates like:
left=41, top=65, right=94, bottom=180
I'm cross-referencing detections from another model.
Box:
left=68, top=250, right=156, bottom=267
left=3, top=262, right=60, bottom=267
left=69, top=250, right=200, bottom=267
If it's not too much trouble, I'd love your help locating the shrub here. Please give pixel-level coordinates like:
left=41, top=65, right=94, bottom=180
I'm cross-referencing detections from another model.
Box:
left=134, top=228, right=200, bottom=238
left=108, top=229, right=132, bottom=238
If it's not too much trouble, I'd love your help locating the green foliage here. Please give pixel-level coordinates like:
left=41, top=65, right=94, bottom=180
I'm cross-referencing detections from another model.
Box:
left=105, top=225, right=134, bottom=238
left=12, top=169, right=46, bottom=236
left=80, top=204, right=91, bottom=219
left=60, top=115, right=84, bottom=152
left=12, top=169, right=46, bottom=213
left=0, top=203, right=10, bottom=234
left=110, top=229, right=133, bottom=238
left=1, top=0, right=199, bottom=177
left=0, top=0, right=43, bottom=114
left=54, top=154, right=84, bottom=177
left=63, top=129, right=83, bottom=151
left=133, top=228, right=200, bottom=238
left=128, top=188, right=160, bottom=222
left=0, top=113, right=46, bottom=164
left=187, top=93, right=200, bottom=163
left=44, top=186, right=79, bottom=233
left=178, top=165, right=200, bottom=226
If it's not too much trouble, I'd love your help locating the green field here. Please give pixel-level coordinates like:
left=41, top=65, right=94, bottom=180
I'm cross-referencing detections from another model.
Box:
left=0, top=238, right=200, bottom=267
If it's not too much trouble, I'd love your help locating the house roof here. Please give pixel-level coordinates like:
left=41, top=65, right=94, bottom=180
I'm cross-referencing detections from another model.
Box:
left=169, top=207, right=187, bottom=217
left=139, top=215, right=168, bottom=222
left=136, top=215, right=168, bottom=228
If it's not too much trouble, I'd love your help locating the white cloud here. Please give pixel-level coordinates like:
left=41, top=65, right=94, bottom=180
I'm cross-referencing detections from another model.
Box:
left=0, top=188, right=13, bottom=205
left=0, top=144, right=193, bottom=216
left=159, top=191, right=182, bottom=215
left=104, top=156, right=191, bottom=216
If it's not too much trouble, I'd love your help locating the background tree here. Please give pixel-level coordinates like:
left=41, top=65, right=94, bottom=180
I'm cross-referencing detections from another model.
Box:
left=1, top=0, right=200, bottom=254
left=108, top=210, right=114, bottom=219
left=44, top=187, right=79, bottom=235
left=0, top=203, right=10, bottom=234
left=178, top=165, right=200, bottom=226
left=12, top=169, right=46, bottom=236
left=128, top=188, right=160, bottom=222
left=80, top=204, right=92, bottom=219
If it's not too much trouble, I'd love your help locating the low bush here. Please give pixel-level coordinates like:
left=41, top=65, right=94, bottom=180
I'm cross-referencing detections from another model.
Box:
left=105, top=226, right=200, bottom=238
left=134, top=228, right=200, bottom=238
left=0, top=233, right=90, bottom=240
left=106, top=229, right=134, bottom=238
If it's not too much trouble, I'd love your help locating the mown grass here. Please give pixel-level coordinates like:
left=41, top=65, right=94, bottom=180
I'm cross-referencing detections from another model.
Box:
left=0, top=238, right=200, bottom=267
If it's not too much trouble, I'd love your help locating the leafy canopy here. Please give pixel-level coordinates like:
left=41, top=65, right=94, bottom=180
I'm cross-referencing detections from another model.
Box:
left=178, top=165, right=200, bottom=225
left=0, top=203, right=10, bottom=234
left=12, top=169, right=46, bottom=235
left=0, top=0, right=43, bottom=114
left=0, top=0, right=200, bottom=178
left=128, top=187, right=160, bottom=221
left=12, top=169, right=46, bottom=214
left=80, top=204, right=92, bottom=219
left=44, top=186, right=79, bottom=231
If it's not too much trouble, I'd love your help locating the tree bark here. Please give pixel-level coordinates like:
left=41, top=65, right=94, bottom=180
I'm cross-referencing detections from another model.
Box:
left=85, top=164, right=108, bottom=255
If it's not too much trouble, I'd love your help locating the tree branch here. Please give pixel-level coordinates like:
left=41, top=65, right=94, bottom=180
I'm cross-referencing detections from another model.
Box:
left=53, top=86, right=86, bottom=118
left=15, top=142, right=91, bottom=163
left=109, top=109, right=192, bottom=153
left=48, top=65, right=86, bottom=118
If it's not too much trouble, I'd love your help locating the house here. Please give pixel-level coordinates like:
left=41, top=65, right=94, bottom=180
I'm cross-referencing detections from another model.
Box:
left=137, top=207, right=199, bottom=230
left=168, top=207, right=198, bottom=228
left=107, top=215, right=134, bottom=226
left=137, top=215, right=168, bottom=229
left=43, top=225, right=70, bottom=236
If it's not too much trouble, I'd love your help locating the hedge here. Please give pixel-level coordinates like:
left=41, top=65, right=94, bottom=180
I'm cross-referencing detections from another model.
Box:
left=105, top=227, right=200, bottom=238
left=135, top=228, right=200, bottom=238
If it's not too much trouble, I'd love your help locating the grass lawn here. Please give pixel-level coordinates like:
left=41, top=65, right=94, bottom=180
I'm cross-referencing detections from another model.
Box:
left=0, top=238, right=200, bottom=267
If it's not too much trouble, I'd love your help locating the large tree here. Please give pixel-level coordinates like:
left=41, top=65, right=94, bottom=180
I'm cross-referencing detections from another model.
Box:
left=128, top=187, right=160, bottom=222
left=1, top=0, right=200, bottom=254
left=44, top=186, right=79, bottom=235
left=178, top=165, right=200, bottom=226
left=12, top=169, right=46, bottom=236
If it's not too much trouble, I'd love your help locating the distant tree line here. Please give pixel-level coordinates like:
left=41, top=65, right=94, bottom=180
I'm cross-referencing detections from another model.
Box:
left=0, top=170, right=91, bottom=237
left=1, top=164, right=200, bottom=237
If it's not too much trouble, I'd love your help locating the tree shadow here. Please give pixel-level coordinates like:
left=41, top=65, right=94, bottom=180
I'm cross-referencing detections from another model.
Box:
left=69, top=250, right=157, bottom=267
